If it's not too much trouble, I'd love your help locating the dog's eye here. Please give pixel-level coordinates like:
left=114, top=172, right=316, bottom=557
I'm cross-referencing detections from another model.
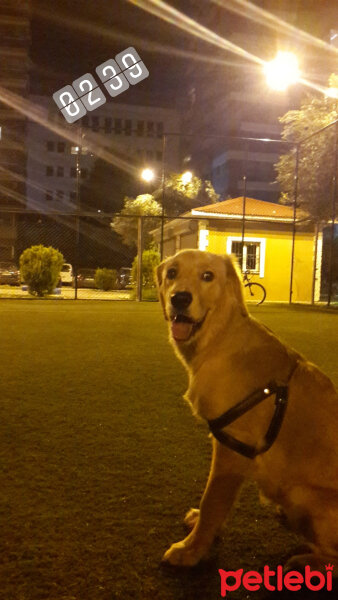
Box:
left=202, top=271, right=214, bottom=282
left=167, top=268, right=177, bottom=280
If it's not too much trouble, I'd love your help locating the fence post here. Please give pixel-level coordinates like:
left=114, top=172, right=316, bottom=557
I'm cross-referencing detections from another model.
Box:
left=289, top=144, right=299, bottom=304
left=160, top=133, right=166, bottom=261
left=327, top=121, right=337, bottom=306
left=311, top=222, right=320, bottom=304
left=240, top=175, right=247, bottom=273
left=137, top=216, right=143, bottom=302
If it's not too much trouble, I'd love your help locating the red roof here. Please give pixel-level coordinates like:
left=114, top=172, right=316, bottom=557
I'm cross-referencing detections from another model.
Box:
left=191, top=197, right=297, bottom=221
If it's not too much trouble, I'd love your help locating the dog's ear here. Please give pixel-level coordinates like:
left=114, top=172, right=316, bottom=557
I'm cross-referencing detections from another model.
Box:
left=155, top=261, right=168, bottom=320
left=224, top=255, right=248, bottom=316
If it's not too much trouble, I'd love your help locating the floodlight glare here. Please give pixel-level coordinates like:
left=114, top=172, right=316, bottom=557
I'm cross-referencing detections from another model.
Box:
left=141, top=168, right=155, bottom=182
left=264, top=51, right=300, bottom=91
left=181, top=170, right=193, bottom=185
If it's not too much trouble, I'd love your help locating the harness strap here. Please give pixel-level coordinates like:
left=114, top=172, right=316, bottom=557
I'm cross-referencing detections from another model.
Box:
left=208, top=385, right=289, bottom=459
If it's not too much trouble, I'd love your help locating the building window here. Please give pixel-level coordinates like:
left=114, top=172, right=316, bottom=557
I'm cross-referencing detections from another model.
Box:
left=114, top=118, right=122, bottom=134
left=56, top=190, right=64, bottom=199
left=45, top=190, right=53, bottom=201
left=125, top=119, right=132, bottom=136
left=92, top=116, right=100, bottom=131
left=56, top=166, right=64, bottom=177
left=156, top=150, right=162, bottom=162
left=146, top=150, right=153, bottom=160
left=137, top=121, right=144, bottom=137
left=47, top=141, right=54, bottom=152
left=156, top=122, right=163, bottom=138
left=57, top=142, right=66, bottom=153
left=70, top=167, right=77, bottom=178
left=70, top=191, right=77, bottom=201
left=147, top=121, right=154, bottom=137
left=105, top=117, right=112, bottom=133
left=226, top=237, right=266, bottom=277
left=46, top=166, right=53, bottom=176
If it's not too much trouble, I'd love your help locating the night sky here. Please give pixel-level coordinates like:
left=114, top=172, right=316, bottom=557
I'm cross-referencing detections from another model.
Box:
left=30, top=1, right=338, bottom=106
left=30, top=0, right=195, bottom=100
left=30, top=0, right=256, bottom=103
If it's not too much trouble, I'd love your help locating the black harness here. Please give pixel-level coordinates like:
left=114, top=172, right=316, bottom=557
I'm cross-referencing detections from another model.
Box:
left=207, top=380, right=292, bottom=460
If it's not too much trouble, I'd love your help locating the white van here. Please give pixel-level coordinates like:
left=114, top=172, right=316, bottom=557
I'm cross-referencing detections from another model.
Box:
left=60, top=263, right=73, bottom=286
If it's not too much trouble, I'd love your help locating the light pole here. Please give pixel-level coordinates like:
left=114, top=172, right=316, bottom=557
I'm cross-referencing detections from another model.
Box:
left=135, top=167, right=157, bottom=301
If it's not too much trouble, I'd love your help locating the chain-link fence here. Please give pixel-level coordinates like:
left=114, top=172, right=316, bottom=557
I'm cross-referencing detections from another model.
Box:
left=291, top=119, right=338, bottom=305
left=0, top=124, right=337, bottom=303
left=0, top=210, right=137, bottom=300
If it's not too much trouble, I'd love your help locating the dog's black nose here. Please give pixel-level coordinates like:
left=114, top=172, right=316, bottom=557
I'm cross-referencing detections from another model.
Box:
left=171, top=291, right=192, bottom=311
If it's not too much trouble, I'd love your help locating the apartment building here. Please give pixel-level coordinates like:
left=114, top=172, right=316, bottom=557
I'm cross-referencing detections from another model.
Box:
left=26, top=96, right=182, bottom=213
left=0, top=0, right=30, bottom=260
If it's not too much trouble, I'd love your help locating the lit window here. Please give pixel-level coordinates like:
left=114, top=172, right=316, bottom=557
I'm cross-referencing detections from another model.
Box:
left=226, top=237, right=266, bottom=277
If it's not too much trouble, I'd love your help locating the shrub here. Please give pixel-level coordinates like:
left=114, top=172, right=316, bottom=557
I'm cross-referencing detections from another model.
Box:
left=95, top=268, right=117, bottom=291
left=20, top=245, right=64, bottom=297
left=131, top=248, right=160, bottom=300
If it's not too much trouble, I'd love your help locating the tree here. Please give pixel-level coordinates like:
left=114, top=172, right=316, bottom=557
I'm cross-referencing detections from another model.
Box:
left=111, top=194, right=162, bottom=248
left=275, top=75, right=338, bottom=221
left=111, top=174, right=219, bottom=248
left=20, top=245, right=64, bottom=297
left=153, top=173, right=219, bottom=215
left=131, top=247, right=161, bottom=300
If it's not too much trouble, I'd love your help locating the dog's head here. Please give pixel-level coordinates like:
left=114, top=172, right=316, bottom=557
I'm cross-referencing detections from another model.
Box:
left=156, top=250, right=247, bottom=348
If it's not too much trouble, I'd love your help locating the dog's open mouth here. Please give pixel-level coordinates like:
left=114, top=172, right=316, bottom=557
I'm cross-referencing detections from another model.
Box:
left=170, top=314, right=204, bottom=342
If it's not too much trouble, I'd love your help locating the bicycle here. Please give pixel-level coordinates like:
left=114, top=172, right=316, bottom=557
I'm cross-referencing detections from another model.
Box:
left=243, top=271, right=266, bottom=305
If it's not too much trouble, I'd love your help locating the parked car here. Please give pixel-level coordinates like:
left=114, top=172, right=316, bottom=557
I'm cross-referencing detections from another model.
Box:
left=60, top=263, right=73, bottom=286
left=117, top=267, right=132, bottom=289
left=76, top=268, right=96, bottom=288
left=0, top=262, right=20, bottom=285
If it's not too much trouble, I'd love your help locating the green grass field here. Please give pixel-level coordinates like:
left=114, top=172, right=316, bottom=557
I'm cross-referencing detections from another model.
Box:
left=0, top=301, right=337, bottom=600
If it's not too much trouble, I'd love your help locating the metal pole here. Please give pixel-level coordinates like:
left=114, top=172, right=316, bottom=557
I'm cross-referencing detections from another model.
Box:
left=160, top=134, right=166, bottom=260
left=74, top=131, right=81, bottom=300
left=136, top=216, right=143, bottom=302
left=289, top=144, right=299, bottom=304
left=327, top=121, right=337, bottom=306
left=311, top=222, right=319, bottom=305
left=241, top=175, right=247, bottom=272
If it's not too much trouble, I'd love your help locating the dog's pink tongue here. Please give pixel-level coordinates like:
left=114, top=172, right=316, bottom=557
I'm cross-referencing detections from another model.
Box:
left=171, top=320, right=193, bottom=341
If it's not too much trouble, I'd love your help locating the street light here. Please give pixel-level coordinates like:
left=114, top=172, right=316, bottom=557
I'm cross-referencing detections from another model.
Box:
left=325, top=87, right=338, bottom=99
left=141, top=167, right=155, bottom=182
left=264, top=51, right=300, bottom=91
left=181, top=170, right=193, bottom=185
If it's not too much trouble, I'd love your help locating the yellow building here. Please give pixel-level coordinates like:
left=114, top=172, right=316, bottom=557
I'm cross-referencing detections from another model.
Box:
left=154, top=197, right=321, bottom=303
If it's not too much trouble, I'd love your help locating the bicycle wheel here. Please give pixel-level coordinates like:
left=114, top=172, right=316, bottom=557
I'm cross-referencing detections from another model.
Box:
left=244, top=282, right=266, bottom=305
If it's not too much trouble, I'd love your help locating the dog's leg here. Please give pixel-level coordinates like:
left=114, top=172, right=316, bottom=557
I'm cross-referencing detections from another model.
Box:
left=285, top=488, right=338, bottom=574
left=162, top=441, right=250, bottom=566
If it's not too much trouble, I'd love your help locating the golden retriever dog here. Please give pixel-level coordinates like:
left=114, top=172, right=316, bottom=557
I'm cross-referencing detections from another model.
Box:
left=156, top=249, right=338, bottom=571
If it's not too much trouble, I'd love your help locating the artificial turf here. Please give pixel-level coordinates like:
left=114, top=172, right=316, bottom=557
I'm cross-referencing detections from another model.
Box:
left=0, top=301, right=337, bottom=600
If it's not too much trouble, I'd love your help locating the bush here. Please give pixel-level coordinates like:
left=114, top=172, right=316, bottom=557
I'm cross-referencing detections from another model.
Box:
left=131, top=248, right=160, bottom=300
left=94, top=268, right=117, bottom=291
left=20, top=245, right=64, bottom=297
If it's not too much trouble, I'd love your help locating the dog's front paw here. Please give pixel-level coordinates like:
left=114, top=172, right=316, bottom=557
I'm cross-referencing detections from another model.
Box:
left=184, top=508, right=200, bottom=530
left=162, top=540, right=205, bottom=567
